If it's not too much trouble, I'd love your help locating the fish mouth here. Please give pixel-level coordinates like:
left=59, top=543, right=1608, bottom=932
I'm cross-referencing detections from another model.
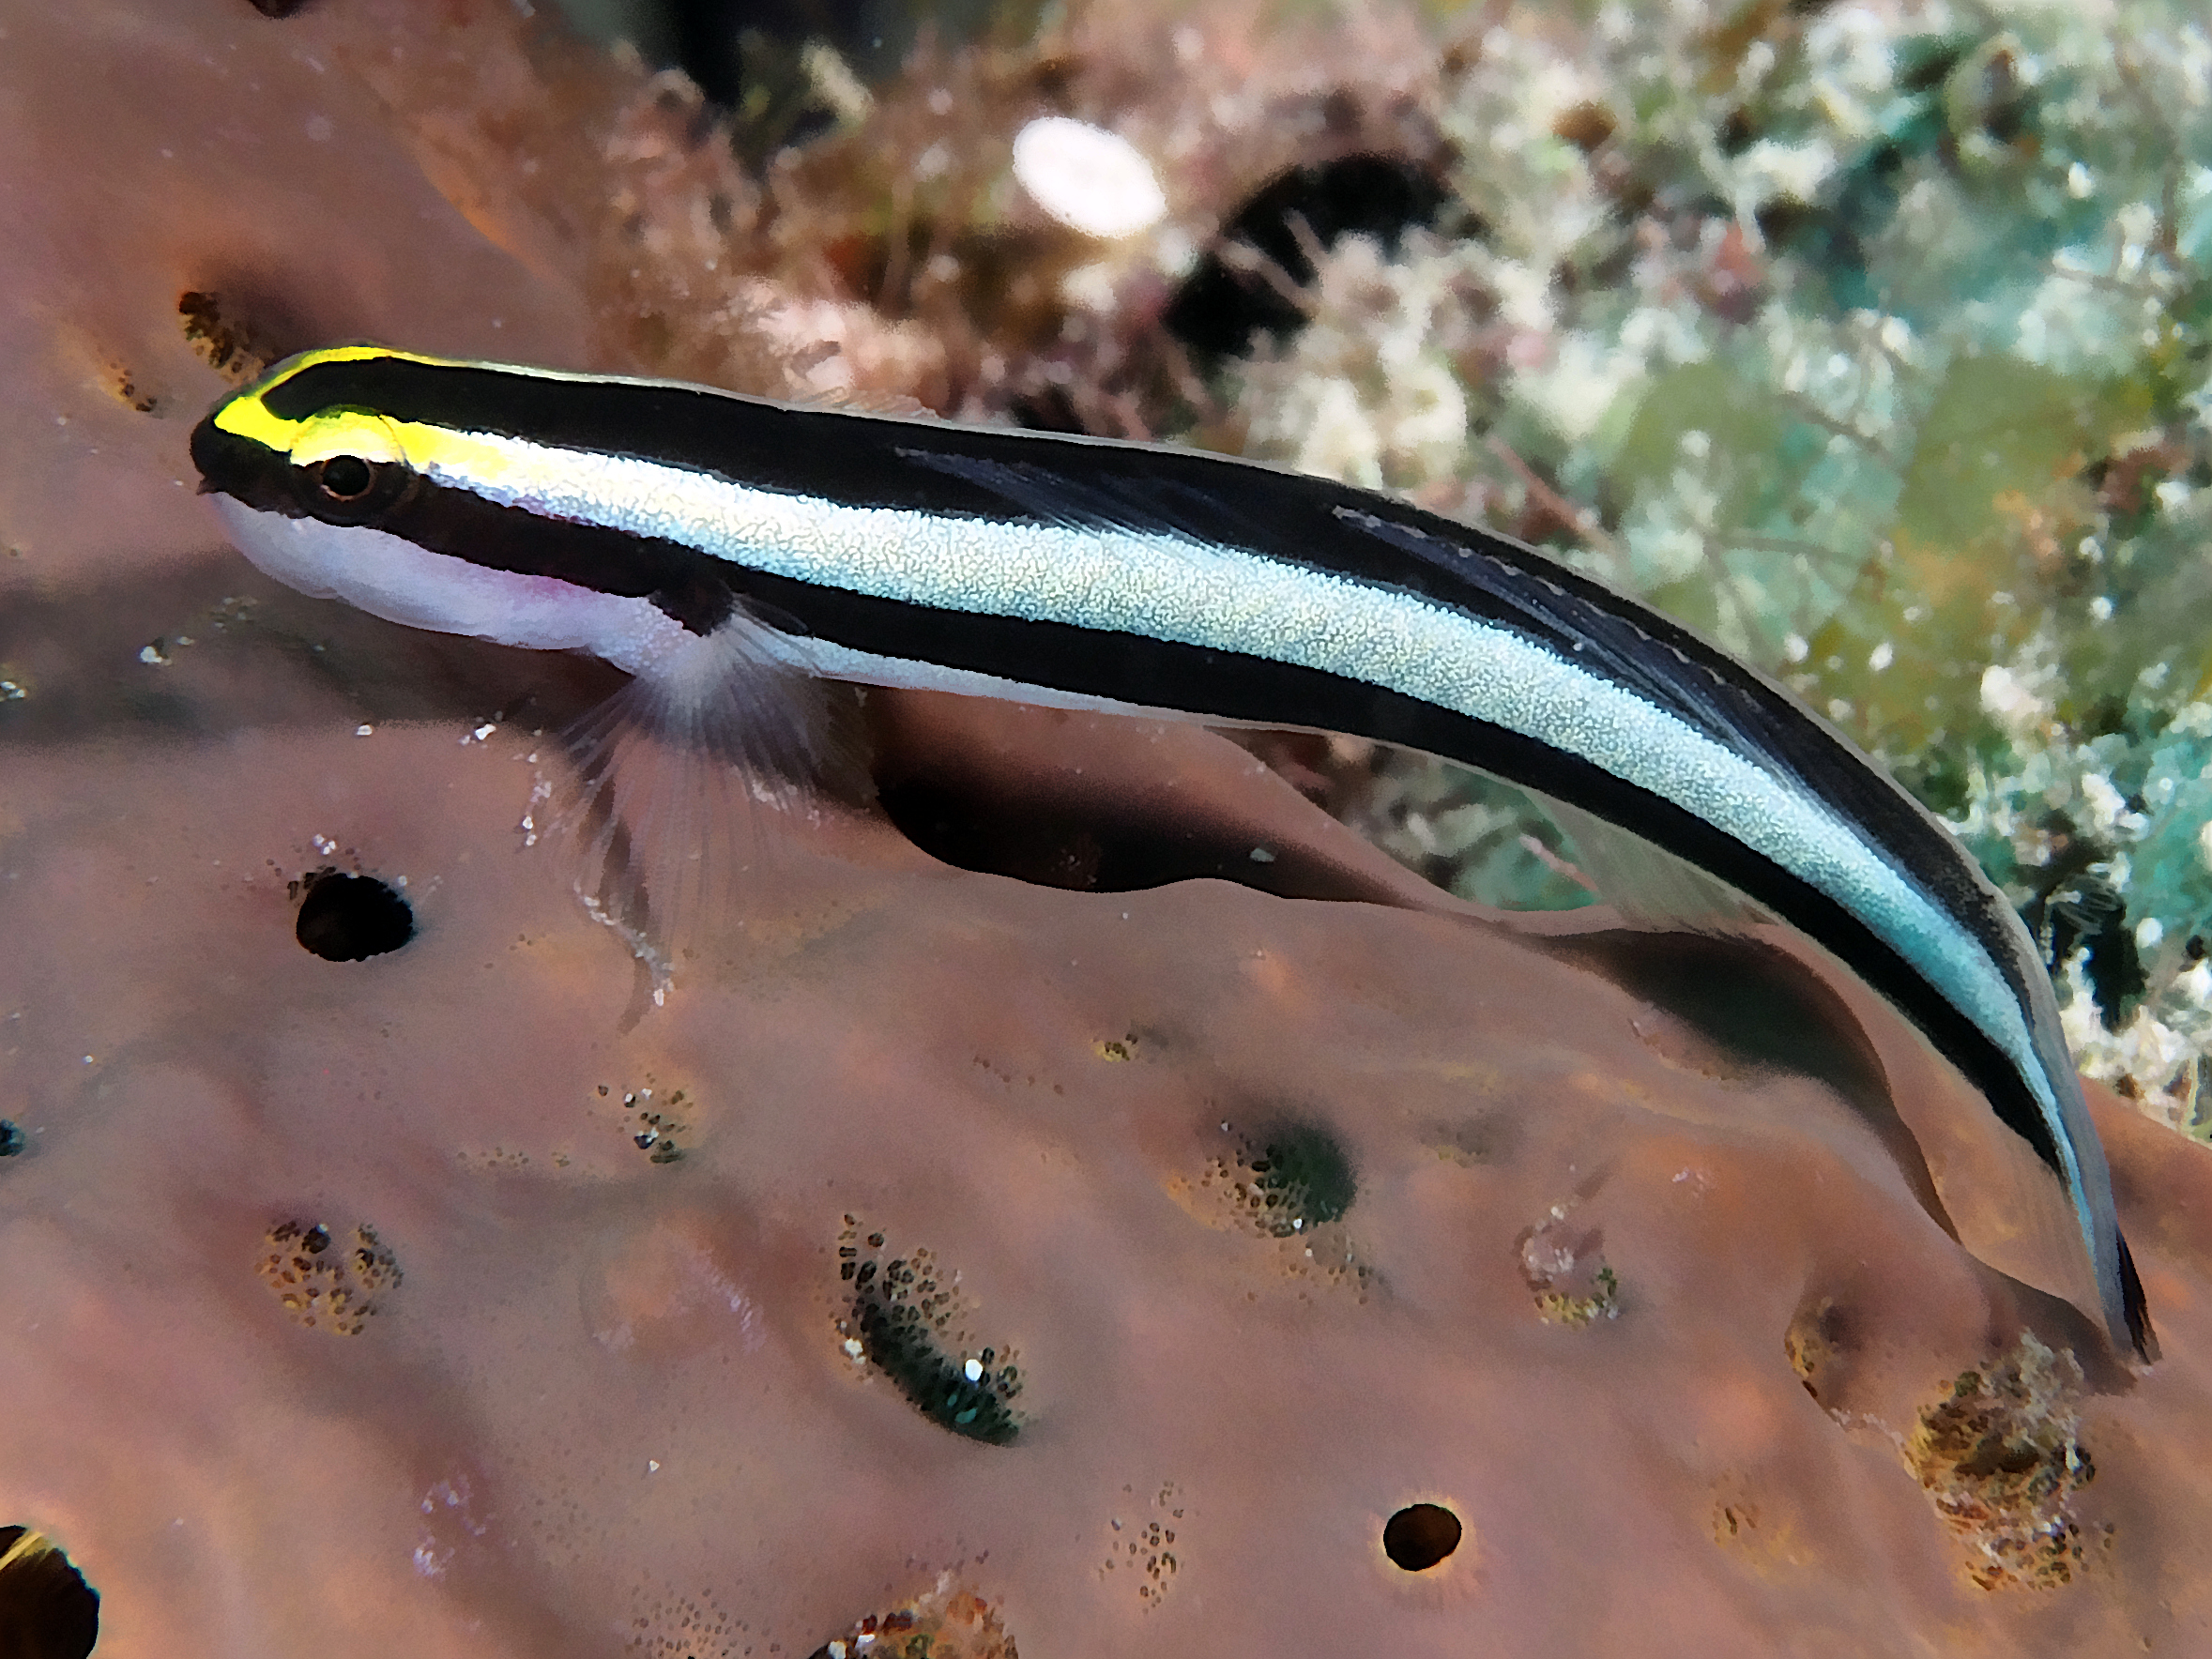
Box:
left=190, top=403, right=294, bottom=514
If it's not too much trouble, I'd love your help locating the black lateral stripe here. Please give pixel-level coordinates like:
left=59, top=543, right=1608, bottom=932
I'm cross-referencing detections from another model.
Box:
left=196, top=415, right=738, bottom=635
left=740, top=561, right=2068, bottom=1183
left=262, top=356, right=2036, bottom=1021
left=378, top=477, right=740, bottom=634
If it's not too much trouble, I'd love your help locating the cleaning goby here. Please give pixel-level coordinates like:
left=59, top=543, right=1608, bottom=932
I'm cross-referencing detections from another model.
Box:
left=191, top=343, right=2155, bottom=1360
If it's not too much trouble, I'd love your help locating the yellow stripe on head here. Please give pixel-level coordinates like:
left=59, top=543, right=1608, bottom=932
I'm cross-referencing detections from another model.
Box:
left=204, top=342, right=583, bottom=511
left=382, top=420, right=553, bottom=494
left=208, top=343, right=464, bottom=458
left=294, top=409, right=412, bottom=468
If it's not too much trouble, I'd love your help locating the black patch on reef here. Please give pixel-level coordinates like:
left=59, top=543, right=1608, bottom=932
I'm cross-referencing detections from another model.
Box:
left=1242, top=1122, right=1356, bottom=1235
left=664, top=0, right=755, bottom=109
left=1381, top=1503, right=1462, bottom=1572
left=847, top=1285, right=1020, bottom=1446
left=295, top=870, right=415, bottom=962
left=838, top=1222, right=1021, bottom=1446
left=0, top=1121, right=23, bottom=1159
left=0, top=1527, right=100, bottom=1659
left=1162, top=154, right=1456, bottom=358
left=658, top=0, right=906, bottom=134
left=2038, top=875, right=2147, bottom=1033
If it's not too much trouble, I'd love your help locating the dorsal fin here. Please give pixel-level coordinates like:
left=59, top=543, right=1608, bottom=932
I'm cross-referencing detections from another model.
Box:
left=787, top=384, right=939, bottom=419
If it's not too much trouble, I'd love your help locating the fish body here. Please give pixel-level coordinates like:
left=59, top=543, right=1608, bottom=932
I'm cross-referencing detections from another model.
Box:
left=191, top=344, right=2152, bottom=1358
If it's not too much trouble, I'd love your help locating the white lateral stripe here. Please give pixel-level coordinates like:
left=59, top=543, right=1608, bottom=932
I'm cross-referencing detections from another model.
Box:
left=427, top=434, right=2070, bottom=1160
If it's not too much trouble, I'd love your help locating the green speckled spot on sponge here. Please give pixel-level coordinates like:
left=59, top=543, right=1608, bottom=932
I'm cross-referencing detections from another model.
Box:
left=836, top=1218, right=1023, bottom=1446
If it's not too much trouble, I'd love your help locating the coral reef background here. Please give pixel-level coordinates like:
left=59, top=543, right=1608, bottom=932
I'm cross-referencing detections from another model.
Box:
left=4, top=0, right=2212, bottom=1653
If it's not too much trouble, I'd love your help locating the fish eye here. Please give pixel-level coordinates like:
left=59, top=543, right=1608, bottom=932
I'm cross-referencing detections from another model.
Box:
left=316, top=455, right=377, bottom=501
left=295, top=448, right=411, bottom=524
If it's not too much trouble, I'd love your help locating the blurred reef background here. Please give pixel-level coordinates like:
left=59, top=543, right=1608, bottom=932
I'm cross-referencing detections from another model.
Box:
left=541, top=0, right=2212, bottom=1130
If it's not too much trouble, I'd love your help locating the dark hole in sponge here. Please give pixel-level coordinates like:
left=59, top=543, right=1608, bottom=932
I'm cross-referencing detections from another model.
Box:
left=0, top=1527, right=100, bottom=1659
left=295, top=869, right=414, bottom=961
left=1248, top=1122, right=1356, bottom=1233
left=1381, top=1503, right=1462, bottom=1572
left=851, top=1292, right=1021, bottom=1446
left=1162, top=154, right=1455, bottom=359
